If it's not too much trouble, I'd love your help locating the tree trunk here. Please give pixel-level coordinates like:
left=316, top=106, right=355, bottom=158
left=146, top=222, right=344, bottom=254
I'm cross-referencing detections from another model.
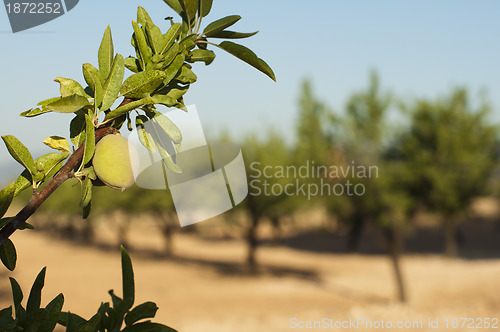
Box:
left=346, top=215, right=364, bottom=252
left=82, top=218, right=94, bottom=243
left=154, top=212, right=176, bottom=257
left=270, top=215, right=282, bottom=244
left=159, top=213, right=176, bottom=257
left=161, top=225, right=173, bottom=257
left=246, top=210, right=260, bottom=273
left=444, top=219, right=459, bottom=257
left=385, top=222, right=407, bottom=303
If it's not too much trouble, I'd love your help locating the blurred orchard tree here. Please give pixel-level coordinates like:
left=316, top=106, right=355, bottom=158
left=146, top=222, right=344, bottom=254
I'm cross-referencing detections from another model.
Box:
left=391, top=88, right=498, bottom=257
left=242, top=130, right=293, bottom=273
left=324, top=72, right=413, bottom=302
left=0, top=0, right=274, bottom=330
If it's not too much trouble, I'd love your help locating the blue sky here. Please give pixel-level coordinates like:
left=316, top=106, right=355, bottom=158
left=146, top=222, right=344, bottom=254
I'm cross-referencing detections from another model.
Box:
left=1, top=0, right=499, bottom=177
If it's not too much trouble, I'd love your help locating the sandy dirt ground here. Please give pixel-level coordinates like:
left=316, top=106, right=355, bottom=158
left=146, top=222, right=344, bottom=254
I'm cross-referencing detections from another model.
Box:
left=0, top=218, right=499, bottom=332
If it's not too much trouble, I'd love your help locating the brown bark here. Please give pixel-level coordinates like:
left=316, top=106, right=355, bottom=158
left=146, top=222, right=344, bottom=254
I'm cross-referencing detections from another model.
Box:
left=246, top=209, right=260, bottom=273
left=444, top=219, right=459, bottom=257
left=385, top=222, right=407, bottom=303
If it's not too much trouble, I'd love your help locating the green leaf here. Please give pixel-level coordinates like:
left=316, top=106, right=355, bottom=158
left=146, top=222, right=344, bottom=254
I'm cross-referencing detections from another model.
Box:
left=159, top=144, right=182, bottom=173
left=114, top=297, right=134, bottom=328
left=182, top=0, right=198, bottom=22
left=112, top=113, right=128, bottom=130
left=95, top=302, right=110, bottom=328
left=0, top=182, right=15, bottom=219
left=43, top=136, right=70, bottom=152
left=54, top=77, right=87, bottom=98
left=161, top=23, right=182, bottom=54
left=24, top=308, right=48, bottom=330
left=121, top=70, right=167, bottom=99
left=217, top=41, right=276, bottom=81
left=152, top=110, right=182, bottom=143
left=136, top=115, right=157, bottom=152
left=9, top=277, right=23, bottom=318
left=163, top=53, right=185, bottom=86
left=82, top=113, right=95, bottom=165
left=199, top=0, right=213, bottom=17
left=124, top=302, right=158, bottom=326
left=38, top=293, right=64, bottom=332
left=0, top=239, right=16, bottom=271
left=152, top=55, right=167, bottom=68
left=98, top=25, right=114, bottom=81
left=81, top=166, right=97, bottom=181
left=82, top=63, right=104, bottom=109
left=163, top=0, right=183, bottom=18
left=45, top=94, right=90, bottom=113
left=38, top=96, right=62, bottom=106
left=21, top=96, right=64, bottom=117
left=170, top=86, right=188, bottom=101
left=127, top=113, right=133, bottom=131
left=151, top=95, right=176, bottom=108
left=80, top=177, right=92, bottom=209
left=35, top=152, right=70, bottom=179
left=121, top=246, right=135, bottom=306
left=20, top=97, right=60, bottom=118
left=2, top=135, right=37, bottom=175
left=122, top=321, right=178, bottom=332
left=187, top=49, right=215, bottom=65
left=164, top=0, right=196, bottom=23
left=101, top=54, right=125, bottom=112
left=0, top=307, right=15, bottom=330
left=19, top=221, right=34, bottom=230
left=137, top=6, right=153, bottom=27
left=26, top=267, right=46, bottom=313
left=82, top=63, right=101, bottom=92
left=0, top=217, right=13, bottom=229
left=105, top=97, right=154, bottom=121
left=76, top=313, right=100, bottom=332
left=20, top=107, right=50, bottom=118
left=59, top=312, right=86, bottom=330
left=145, top=22, right=165, bottom=54
left=132, top=21, right=152, bottom=67
left=6, top=151, right=68, bottom=199
left=14, top=172, right=31, bottom=197
left=178, top=34, right=196, bottom=52
left=70, top=111, right=86, bottom=147
left=82, top=201, right=91, bottom=220
left=203, top=15, right=241, bottom=37
left=207, top=30, right=258, bottom=39
left=108, top=288, right=123, bottom=311
left=174, top=65, right=197, bottom=84
left=162, top=43, right=181, bottom=68
left=125, top=57, right=141, bottom=73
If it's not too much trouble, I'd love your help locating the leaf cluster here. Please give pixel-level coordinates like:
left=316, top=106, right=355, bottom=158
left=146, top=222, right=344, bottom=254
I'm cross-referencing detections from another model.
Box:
left=0, top=247, right=176, bottom=332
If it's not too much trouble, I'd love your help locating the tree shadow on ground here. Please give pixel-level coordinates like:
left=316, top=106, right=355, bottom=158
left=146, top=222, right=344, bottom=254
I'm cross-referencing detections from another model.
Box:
left=272, top=217, right=500, bottom=259
left=41, top=233, right=322, bottom=282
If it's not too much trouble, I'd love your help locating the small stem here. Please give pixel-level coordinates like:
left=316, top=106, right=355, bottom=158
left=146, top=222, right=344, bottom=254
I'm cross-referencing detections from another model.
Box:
left=194, top=12, right=203, bottom=35
left=196, top=39, right=216, bottom=46
left=99, top=98, right=137, bottom=128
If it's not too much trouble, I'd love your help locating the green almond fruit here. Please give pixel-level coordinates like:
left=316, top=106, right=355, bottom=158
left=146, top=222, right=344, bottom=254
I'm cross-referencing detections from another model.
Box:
left=92, top=135, right=138, bottom=191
